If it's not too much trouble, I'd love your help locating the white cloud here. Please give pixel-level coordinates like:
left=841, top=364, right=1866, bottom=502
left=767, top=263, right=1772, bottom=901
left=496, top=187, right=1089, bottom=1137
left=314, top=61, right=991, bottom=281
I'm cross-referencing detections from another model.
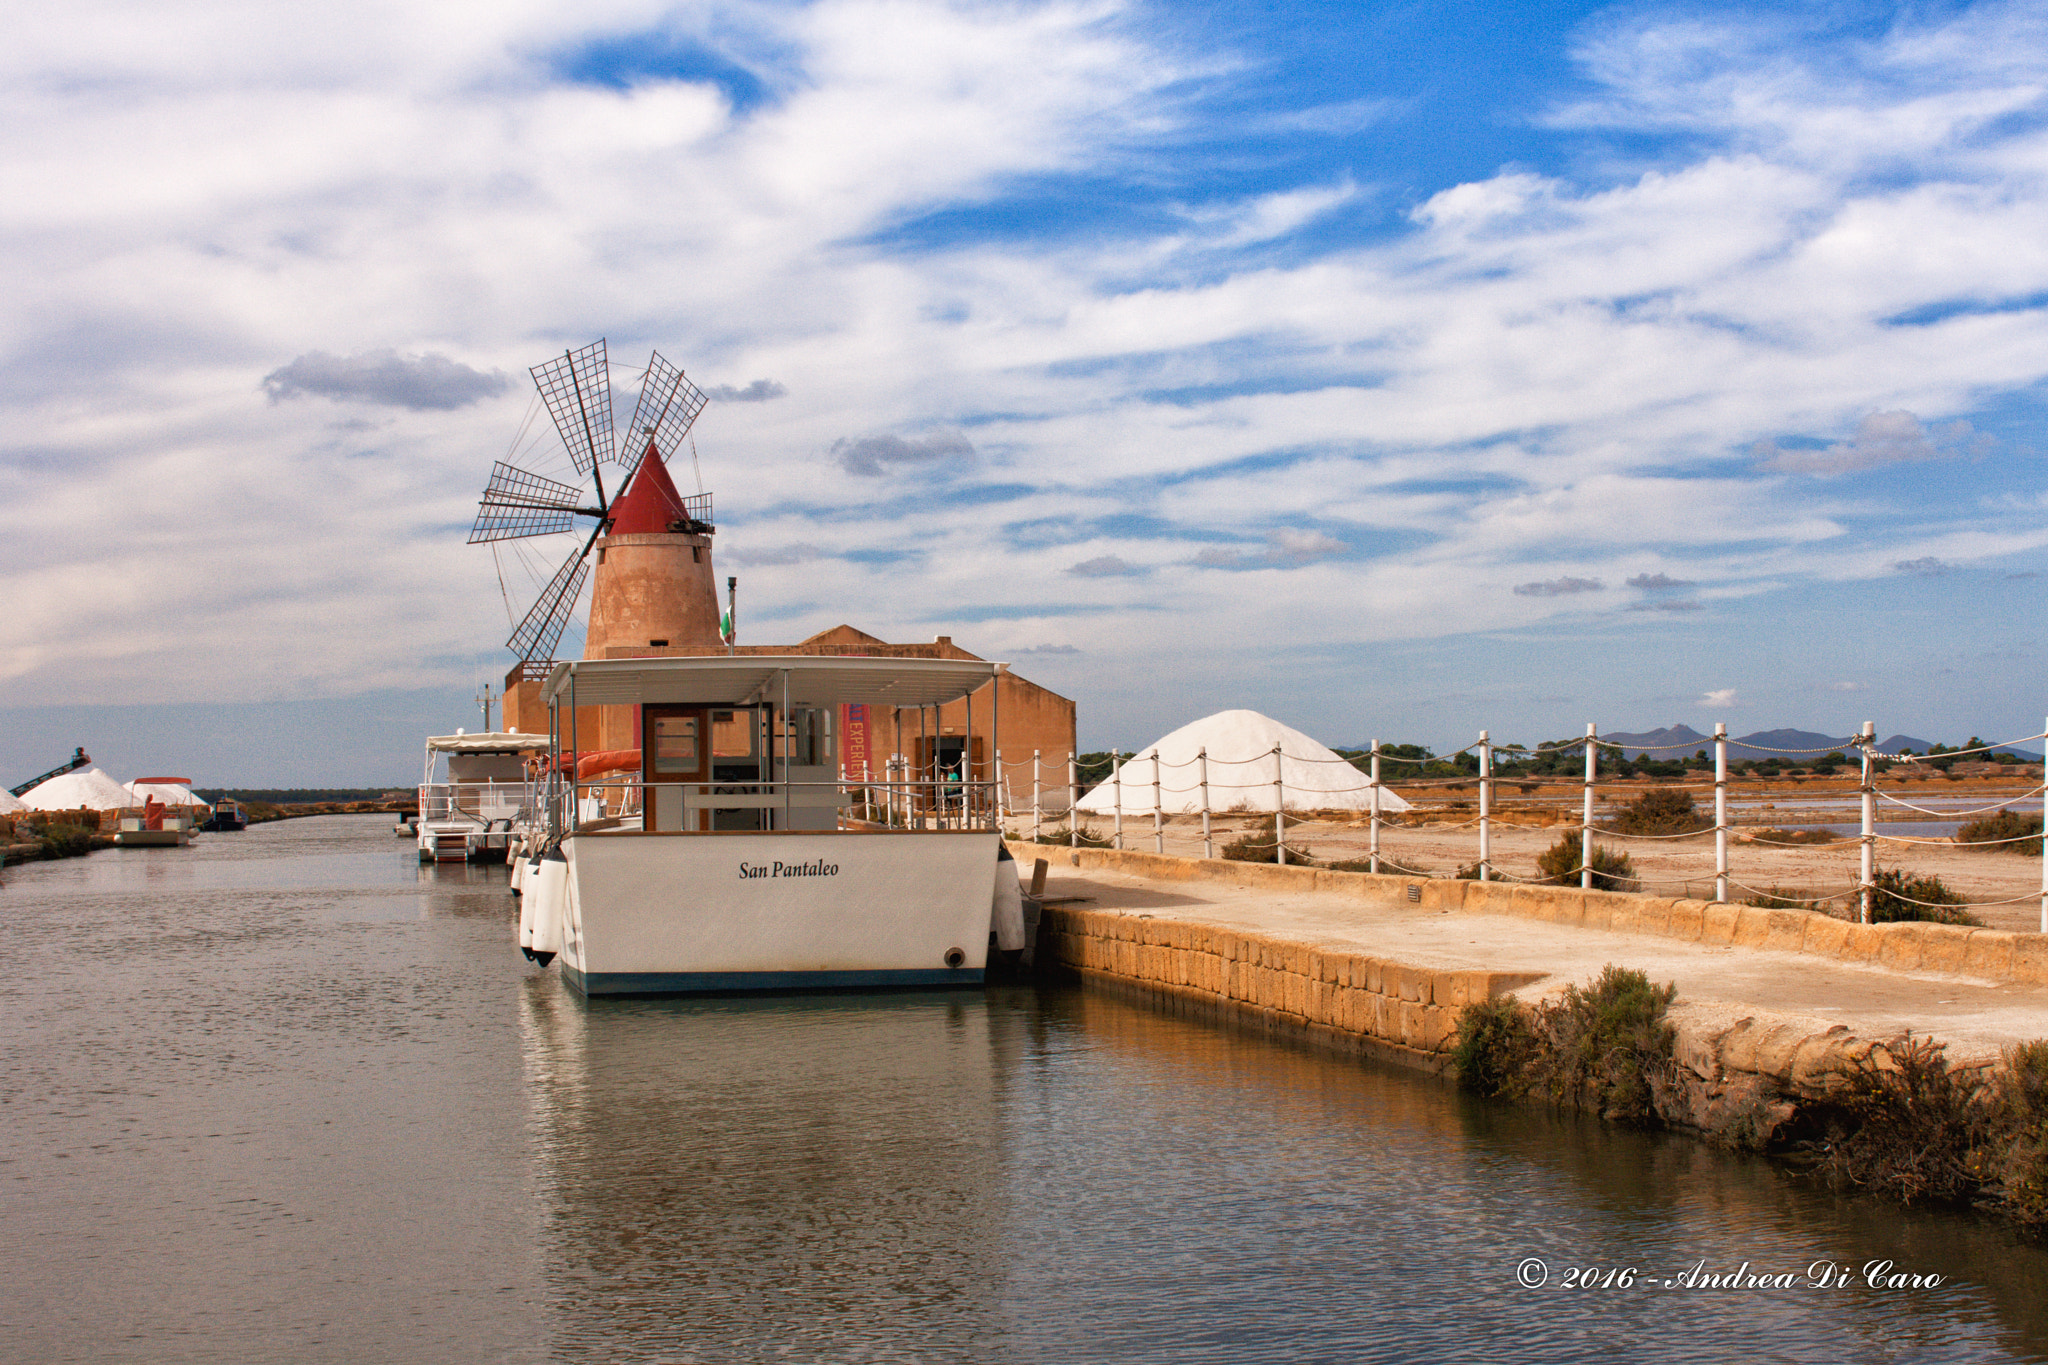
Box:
left=5, top=0, right=2048, bottom=733
left=1701, top=688, right=1739, bottom=708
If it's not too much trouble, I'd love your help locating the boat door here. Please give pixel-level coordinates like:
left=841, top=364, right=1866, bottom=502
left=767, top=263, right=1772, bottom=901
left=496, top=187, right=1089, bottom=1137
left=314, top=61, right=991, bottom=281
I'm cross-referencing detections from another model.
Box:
left=643, top=707, right=710, bottom=832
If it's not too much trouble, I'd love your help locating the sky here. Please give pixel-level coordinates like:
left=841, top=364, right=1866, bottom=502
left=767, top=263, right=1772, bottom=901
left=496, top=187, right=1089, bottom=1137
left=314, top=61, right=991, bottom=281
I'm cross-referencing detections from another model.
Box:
left=5, top=0, right=2048, bottom=784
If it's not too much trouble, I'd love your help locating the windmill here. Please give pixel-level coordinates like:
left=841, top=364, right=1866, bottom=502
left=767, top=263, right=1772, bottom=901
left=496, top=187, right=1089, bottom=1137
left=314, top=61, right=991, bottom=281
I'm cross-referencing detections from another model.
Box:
left=469, top=340, right=713, bottom=667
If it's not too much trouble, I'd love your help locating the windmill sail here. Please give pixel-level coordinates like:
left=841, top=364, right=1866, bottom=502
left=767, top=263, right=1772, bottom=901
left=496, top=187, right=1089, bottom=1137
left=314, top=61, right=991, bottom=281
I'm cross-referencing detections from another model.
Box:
left=469, top=462, right=601, bottom=543
left=622, top=351, right=708, bottom=473
left=530, top=339, right=615, bottom=474
left=507, top=541, right=592, bottom=664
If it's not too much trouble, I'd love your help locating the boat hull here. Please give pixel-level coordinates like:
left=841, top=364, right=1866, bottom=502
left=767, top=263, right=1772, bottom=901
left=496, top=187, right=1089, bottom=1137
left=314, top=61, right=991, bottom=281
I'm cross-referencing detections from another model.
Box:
left=549, top=829, right=1000, bottom=996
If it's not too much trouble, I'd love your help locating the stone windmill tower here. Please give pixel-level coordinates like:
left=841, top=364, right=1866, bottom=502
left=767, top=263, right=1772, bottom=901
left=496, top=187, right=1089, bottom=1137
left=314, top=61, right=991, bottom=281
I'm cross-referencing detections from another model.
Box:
left=470, top=341, right=725, bottom=739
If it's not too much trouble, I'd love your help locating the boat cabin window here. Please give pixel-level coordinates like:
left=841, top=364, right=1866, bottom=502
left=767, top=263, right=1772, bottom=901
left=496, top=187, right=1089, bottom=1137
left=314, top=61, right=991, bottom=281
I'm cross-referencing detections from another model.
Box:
left=651, top=716, right=699, bottom=773
left=778, top=708, right=833, bottom=767
left=710, top=710, right=757, bottom=759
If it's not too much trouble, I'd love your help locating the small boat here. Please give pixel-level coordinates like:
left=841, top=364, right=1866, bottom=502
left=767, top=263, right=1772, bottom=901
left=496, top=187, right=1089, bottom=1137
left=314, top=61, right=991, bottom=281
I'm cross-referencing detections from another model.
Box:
left=515, top=654, right=1025, bottom=995
left=115, top=794, right=195, bottom=847
left=199, top=799, right=248, bottom=832
left=416, top=732, right=544, bottom=863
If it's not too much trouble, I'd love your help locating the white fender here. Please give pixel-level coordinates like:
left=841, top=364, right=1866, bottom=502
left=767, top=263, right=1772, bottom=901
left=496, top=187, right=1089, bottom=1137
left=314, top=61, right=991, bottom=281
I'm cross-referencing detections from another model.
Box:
left=990, top=853, right=1026, bottom=951
left=517, top=862, right=540, bottom=953
left=509, top=854, right=528, bottom=896
left=529, top=854, right=569, bottom=961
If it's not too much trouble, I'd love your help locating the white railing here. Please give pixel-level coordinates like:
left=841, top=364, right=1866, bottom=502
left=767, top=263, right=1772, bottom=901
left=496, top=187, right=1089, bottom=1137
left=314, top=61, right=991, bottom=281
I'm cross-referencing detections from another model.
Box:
left=552, top=777, right=1003, bottom=834
left=417, top=780, right=537, bottom=826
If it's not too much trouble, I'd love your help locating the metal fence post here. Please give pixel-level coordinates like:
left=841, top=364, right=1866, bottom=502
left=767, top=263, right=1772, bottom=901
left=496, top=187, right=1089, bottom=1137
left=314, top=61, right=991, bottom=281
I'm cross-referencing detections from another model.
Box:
left=1714, top=723, right=1728, bottom=903
left=1582, top=723, right=1596, bottom=890
left=992, top=749, right=1003, bottom=825
left=1112, top=751, right=1124, bottom=850
left=1031, top=749, right=1041, bottom=844
left=1199, top=747, right=1213, bottom=859
left=1477, top=730, right=1491, bottom=881
left=1369, top=738, right=1381, bottom=876
left=1273, top=743, right=1286, bottom=866
left=1153, top=751, right=1164, bottom=854
left=1860, top=721, right=1876, bottom=925
left=1069, top=755, right=1079, bottom=849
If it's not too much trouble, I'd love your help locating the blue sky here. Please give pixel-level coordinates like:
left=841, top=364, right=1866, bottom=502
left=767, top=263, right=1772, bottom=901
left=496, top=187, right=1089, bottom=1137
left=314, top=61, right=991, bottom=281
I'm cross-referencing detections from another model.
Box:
left=4, top=0, right=2048, bottom=783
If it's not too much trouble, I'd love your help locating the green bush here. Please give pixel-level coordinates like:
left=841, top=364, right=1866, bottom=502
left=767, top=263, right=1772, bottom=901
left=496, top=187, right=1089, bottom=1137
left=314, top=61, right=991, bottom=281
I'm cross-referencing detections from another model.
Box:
left=1028, top=825, right=1114, bottom=848
left=1866, top=867, right=1981, bottom=926
left=1956, top=809, right=2043, bottom=856
left=1992, top=1041, right=2048, bottom=1227
left=1219, top=833, right=1317, bottom=865
left=1534, top=833, right=1637, bottom=891
left=1536, top=966, right=1677, bottom=1124
left=1613, top=787, right=1710, bottom=835
left=1453, top=995, right=1539, bottom=1100
left=1453, top=966, right=1678, bottom=1125
left=1748, top=827, right=1840, bottom=845
left=1816, top=1035, right=1990, bottom=1205
left=1742, top=886, right=1837, bottom=911
left=37, top=824, right=96, bottom=859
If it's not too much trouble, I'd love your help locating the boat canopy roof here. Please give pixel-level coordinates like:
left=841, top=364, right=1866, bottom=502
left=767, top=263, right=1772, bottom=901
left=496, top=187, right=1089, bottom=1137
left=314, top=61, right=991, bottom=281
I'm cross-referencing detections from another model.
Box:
left=540, top=654, right=1001, bottom=709
left=425, top=732, right=547, bottom=753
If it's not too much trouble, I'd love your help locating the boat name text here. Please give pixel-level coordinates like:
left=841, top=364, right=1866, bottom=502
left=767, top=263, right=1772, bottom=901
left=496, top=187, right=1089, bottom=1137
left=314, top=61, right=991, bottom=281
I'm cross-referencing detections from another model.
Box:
left=738, top=859, right=840, bottom=880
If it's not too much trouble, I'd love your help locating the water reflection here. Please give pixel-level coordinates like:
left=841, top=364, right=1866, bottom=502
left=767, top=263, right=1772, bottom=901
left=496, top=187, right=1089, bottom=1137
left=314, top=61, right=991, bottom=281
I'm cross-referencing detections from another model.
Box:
left=519, top=983, right=1025, bottom=1361
left=517, top=978, right=2048, bottom=1364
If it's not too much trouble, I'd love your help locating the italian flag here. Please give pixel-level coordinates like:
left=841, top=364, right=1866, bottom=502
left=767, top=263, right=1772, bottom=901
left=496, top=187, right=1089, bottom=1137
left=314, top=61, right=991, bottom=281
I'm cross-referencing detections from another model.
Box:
left=719, top=606, right=734, bottom=643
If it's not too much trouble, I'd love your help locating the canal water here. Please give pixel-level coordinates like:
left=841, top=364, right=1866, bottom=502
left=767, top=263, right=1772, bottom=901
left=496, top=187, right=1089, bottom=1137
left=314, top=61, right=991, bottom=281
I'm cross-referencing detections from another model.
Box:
left=4, top=815, right=2046, bottom=1364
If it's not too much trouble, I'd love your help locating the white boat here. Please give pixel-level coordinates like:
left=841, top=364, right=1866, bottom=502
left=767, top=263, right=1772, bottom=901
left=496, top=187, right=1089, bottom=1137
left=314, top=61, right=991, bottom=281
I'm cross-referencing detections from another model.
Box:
left=515, top=654, right=1024, bottom=996
left=416, top=732, right=544, bottom=863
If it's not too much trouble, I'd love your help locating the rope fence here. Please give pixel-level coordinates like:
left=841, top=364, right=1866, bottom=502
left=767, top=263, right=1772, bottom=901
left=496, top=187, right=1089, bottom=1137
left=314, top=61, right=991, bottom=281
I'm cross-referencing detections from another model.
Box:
left=963, top=721, right=2048, bottom=931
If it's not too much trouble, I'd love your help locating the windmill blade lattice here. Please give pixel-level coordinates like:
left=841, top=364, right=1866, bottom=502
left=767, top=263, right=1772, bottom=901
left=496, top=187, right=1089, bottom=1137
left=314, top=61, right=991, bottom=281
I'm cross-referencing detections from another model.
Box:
left=530, top=339, right=615, bottom=474
left=506, top=540, right=592, bottom=664
left=623, top=351, right=708, bottom=470
left=468, top=462, right=600, bottom=543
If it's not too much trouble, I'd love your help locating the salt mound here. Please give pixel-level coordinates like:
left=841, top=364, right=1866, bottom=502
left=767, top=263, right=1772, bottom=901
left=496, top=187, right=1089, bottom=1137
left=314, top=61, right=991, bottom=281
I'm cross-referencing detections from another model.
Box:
left=1075, top=709, right=1413, bottom=815
left=0, top=789, right=26, bottom=815
left=20, top=766, right=136, bottom=812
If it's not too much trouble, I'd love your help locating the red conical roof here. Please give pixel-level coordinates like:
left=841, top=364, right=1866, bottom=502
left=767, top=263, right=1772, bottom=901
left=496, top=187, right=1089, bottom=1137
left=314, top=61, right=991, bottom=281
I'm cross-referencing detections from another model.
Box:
left=606, top=440, right=691, bottom=535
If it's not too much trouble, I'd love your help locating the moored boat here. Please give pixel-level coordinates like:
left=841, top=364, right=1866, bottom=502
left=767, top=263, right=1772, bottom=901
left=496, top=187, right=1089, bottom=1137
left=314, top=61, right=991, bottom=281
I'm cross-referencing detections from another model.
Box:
left=416, top=732, right=544, bottom=862
left=516, top=654, right=1023, bottom=995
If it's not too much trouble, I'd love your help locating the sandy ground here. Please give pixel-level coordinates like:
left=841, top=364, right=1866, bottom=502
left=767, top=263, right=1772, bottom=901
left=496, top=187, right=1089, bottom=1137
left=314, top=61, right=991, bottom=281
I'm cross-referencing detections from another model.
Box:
left=1029, top=861, right=2048, bottom=1060
left=1009, top=776, right=2048, bottom=936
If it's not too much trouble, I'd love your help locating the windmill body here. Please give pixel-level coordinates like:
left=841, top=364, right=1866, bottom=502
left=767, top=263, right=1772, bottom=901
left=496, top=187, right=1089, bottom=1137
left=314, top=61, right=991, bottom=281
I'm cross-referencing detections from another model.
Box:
left=471, top=341, right=723, bottom=740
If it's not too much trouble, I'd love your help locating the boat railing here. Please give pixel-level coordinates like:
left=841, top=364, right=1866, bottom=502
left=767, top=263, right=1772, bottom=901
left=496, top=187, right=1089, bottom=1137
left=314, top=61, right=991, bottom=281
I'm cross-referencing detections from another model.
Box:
left=555, top=777, right=1003, bottom=833
left=418, top=779, right=536, bottom=826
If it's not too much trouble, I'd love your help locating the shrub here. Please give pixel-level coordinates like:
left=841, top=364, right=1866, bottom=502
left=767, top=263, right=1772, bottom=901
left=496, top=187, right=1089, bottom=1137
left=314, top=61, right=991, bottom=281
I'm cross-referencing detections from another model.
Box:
left=1747, top=827, right=1840, bottom=845
left=37, top=824, right=96, bottom=859
left=1815, top=1035, right=1991, bottom=1205
left=1453, top=995, right=1540, bottom=1100
left=1027, top=825, right=1114, bottom=848
left=1956, top=809, right=2043, bottom=856
left=1991, top=1041, right=2048, bottom=1227
left=1533, top=966, right=1678, bottom=1124
left=1613, top=787, right=1710, bottom=835
left=1866, top=867, right=1981, bottom=926
left=1534, top=833, right=1637, bottom=891
left=1742, top=886, right=1839, bottom=911
left=1219, top=833, right=1317, bottom=865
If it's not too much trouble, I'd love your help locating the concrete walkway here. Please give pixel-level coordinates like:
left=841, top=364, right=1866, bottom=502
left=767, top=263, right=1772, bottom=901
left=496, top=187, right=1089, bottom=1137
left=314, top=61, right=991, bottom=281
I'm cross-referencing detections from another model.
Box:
left=1037, top=862, right=2048, bottom=1062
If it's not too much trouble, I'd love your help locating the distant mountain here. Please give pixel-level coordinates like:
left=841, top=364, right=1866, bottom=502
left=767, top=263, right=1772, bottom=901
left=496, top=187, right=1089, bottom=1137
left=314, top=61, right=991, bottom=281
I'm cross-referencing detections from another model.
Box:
left=1601, top=724, right=1714, bottom=760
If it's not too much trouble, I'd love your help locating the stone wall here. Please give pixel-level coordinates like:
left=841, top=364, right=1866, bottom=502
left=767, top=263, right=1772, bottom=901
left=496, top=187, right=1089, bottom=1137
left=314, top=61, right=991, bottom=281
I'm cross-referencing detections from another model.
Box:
left=1039, top=899, right=1544, bottom=1073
